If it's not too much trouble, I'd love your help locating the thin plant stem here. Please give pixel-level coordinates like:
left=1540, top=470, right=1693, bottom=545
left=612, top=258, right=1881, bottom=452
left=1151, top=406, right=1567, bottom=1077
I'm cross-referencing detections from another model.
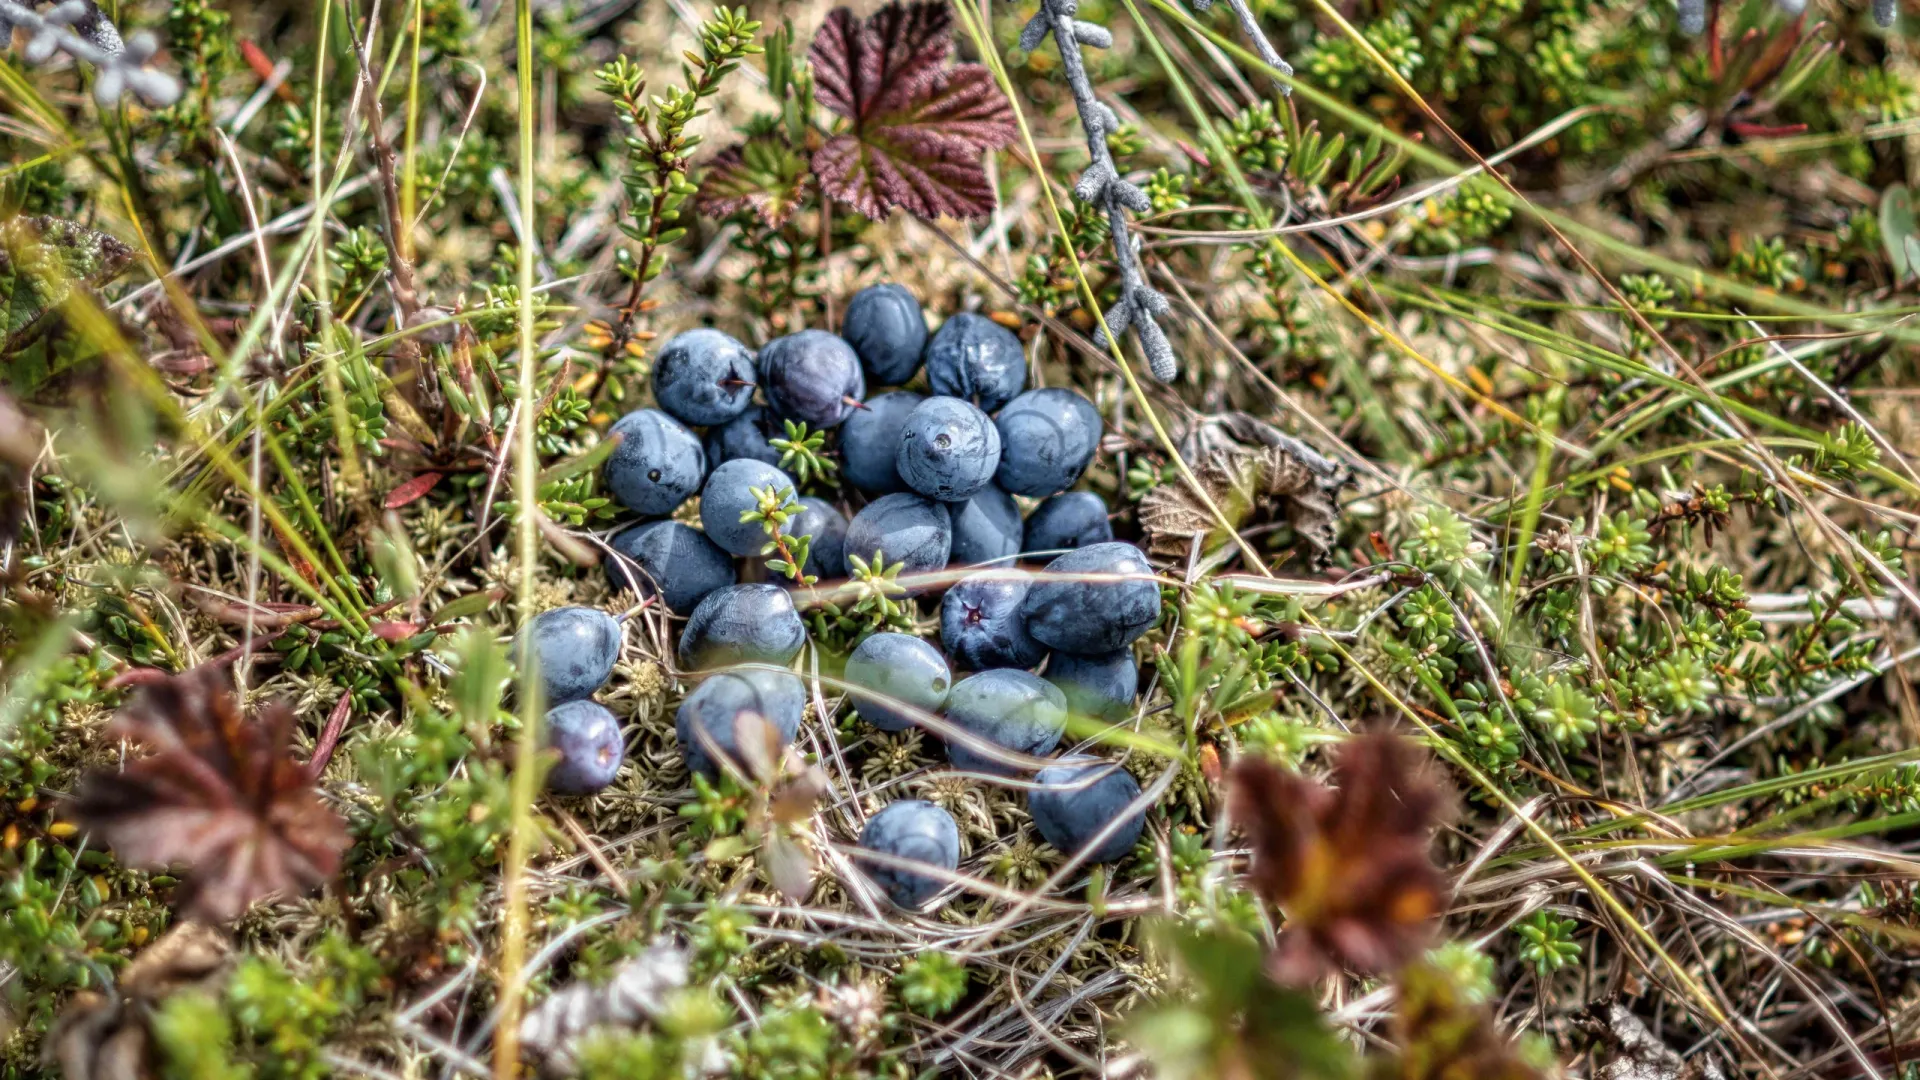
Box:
left=493, top=0, right=544, bottom=1071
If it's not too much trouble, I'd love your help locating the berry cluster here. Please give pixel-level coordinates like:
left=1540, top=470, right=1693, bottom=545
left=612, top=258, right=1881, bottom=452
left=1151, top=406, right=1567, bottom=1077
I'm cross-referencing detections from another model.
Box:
left=530, top=285, right=1160, bottom=910
left=514, top=607, right=628, bottom=794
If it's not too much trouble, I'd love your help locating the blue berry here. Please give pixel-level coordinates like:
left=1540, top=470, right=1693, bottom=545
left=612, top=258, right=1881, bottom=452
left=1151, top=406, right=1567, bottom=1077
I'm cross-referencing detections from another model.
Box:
left=605, top=520, right=737, bottom=616
left=1022, top=542, right=1161, bottom=656
left=924, top=313, right=1026, bottom=413
left=1027, top=756, right=1144, bottom=864
left=1045, top=649, right=1137, bottom=722
left=544, top=700, right=624, bottom=794
left=992, top=388, right=1101, bottom=497
left=676, top=668, right=805, bottom=777
left=941, top=570, right=1048, bottom=671
left=651, top=328, right=756, bottom=427
left=517, top=606, right=622, bottom=703
left=897, top=396, right=1001, bottom=503
left=842, top=284, right=927, bottom=386
left=677, top=583, right=807, bottom=670
left=842, top=493, right=952, bottom=577
left=943, top=669, right=1066, bottom=774
left=856, top=799, right=960, bottom=909
left=948, top=485, right=1022, bottom=566
left=700, top=458, right=798, bottom=557
left=705, top=404, right=785, bottom=468
left=839, top=391, right=923, bottom=495
left=759, top=330, right=866, bottom=429
left=843, top=632, right=951, bottom=732
left=790, top=496, right=848, bottom=579
left=604, top=409, right=706, bottom=517
left=1022, top=492, right=1113, bottom=554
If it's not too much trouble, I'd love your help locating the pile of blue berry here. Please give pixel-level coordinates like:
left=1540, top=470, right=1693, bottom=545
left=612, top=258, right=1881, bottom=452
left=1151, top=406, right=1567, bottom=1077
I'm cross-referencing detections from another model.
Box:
left=528, top=283, right=1158, bottom=910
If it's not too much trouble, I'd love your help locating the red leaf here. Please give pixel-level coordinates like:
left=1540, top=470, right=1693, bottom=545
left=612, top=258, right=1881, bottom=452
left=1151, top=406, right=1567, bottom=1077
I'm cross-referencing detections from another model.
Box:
left=1228, top=733, right=1451, bottom=984
left=1726, top=120, right=1809, bottom=140
left=369, top=620, right=423, bottom=641
left=808, top=2, right=1016, bottom=221
left=68, top=666, right=349, bottom=922
left=384, top=471, right=445, bottom=508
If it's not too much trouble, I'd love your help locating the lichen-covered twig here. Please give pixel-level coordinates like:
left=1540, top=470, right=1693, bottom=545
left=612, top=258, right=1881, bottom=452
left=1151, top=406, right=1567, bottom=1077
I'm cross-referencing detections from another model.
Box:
left=0, top=0, right=180, bottom=106
left=1677, top=0, right=1893, bottom=33
left=1189, top=0, right=1293, bottom=94
left=1020, top=0, right=1178, bottom=381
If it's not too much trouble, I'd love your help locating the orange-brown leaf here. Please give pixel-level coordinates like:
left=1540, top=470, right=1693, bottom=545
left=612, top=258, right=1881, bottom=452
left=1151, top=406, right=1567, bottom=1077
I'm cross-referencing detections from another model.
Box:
left=68, top=665, right=349, bottom=923
left=1229, top=733, right=1450, bottom=984
left=807, top=2, right=1016, bottom=221
left=383, top=470, right=445, bottom=509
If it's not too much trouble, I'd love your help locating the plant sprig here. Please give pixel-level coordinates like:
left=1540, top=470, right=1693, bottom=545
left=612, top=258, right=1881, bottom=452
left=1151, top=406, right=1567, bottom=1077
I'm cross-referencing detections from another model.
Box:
left=591, top=8, right=763, bottom=365
left=770, top=419, right=836, bottom=488
left=743, top=483, right=814, bottom=585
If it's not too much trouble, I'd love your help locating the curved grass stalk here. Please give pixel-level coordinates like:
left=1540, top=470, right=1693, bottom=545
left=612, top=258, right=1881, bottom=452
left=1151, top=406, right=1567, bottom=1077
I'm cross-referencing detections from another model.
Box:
left=1305, top=618, right=1753, bottom=1043
left=1149, top=0, right=1920, bottom=348
left=1187, top=0, right=1291, bottom=92
left=1113, top=0, right=1575, bottom=457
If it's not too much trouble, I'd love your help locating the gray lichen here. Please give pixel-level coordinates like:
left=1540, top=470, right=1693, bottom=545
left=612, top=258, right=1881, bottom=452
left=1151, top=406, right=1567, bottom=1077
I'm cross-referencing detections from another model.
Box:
left=1677, top=0, right=1892, bottom=32
left=1020, top=0, right=1296, bottom=382
left=0, top=0, right=181, bottom=107
left=1020, top=0, right=1179, bottom=381
left=1189, top=0, right=1294, bottom=92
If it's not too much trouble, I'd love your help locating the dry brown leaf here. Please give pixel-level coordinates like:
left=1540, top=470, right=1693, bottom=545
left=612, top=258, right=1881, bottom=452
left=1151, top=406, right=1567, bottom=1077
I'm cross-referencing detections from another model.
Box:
left=68, top=665, right=350, bottom=922
left=1229, top=733, right=1450, bottom=984
left=46, top=921, right=230, bottom=1080
left=1140, top=413, right=1348, bottom=566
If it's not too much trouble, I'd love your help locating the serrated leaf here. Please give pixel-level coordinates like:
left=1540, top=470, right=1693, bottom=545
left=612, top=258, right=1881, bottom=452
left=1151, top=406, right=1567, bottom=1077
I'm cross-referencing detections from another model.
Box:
left=697, top=136, right=814, bottom=228
left=1883, top=184, right=1918, bottom=282
left=1, top=215, right=135, bottom=355
left=67, top=665, right=349, bottom=922
left=807, top=2, right=1016, bottom=221
left=1229, top=734, right=1450, bottom=985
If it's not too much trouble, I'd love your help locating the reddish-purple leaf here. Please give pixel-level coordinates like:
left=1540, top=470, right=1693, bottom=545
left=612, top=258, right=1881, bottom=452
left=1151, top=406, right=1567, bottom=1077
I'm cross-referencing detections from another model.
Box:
left=808, top=2, right=1016, bottom=221
left=68, top=665, right=349, bottom=922
left=813, top=4, right=955, bottom=125
left=369, top=620, right=423, bottom=641
left=697, top=137, right=815, bottom=228
left=1726, top=120, right=1809, bottom=140
left=1229, top=733, right=1451, bottom=985
left=383, top=471, right=444, bottom=509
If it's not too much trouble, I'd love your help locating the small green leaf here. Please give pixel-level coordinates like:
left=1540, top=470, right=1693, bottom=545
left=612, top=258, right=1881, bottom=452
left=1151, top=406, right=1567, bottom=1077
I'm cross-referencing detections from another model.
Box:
left=1883, top=184, right=1918, bottom=282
